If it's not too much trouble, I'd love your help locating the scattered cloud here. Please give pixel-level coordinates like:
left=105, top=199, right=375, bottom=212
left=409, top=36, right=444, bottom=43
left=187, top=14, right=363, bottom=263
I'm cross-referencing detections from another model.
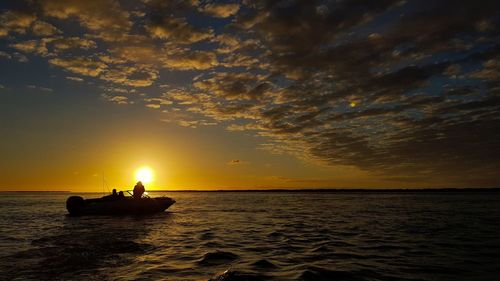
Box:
left=193, top=72, right=271, bottom=100
left=40, top=0, right=132, bottom=38
left=49, top=37, right=97, bottom=52
left=12, top=52, right=28, bottom=62
left=27, top=85, right=53, bottom=92
left=190, top=0, right=500, bottom=184
left=101, top=86, right=137, bottom=94
left=1, top=0, right=500, bottom=185
left=49, top=57, right=107, bottom=77
left=0, top=51, right=11, bottom=59
left=101, top=94, right=129, bottom=104
left=66, top=76, right=84, bottom=82
left=145, top=103, right=160, bottom=109
left=227, top=159, right=249, bottom=166
left=0, top=11, right=36, bottom=36
left=31, top=20, right=61, bottom=36
left=144, top=97, right=173, bottom=106
left=100, top=65, right=158, bottom=87
left=202, top=3, right=240, bottom=18
left=146, top=16, right=213, bottom=44
left=163, top=49, right=218, bottom=70
left=10, top=40, right=48, bottom=56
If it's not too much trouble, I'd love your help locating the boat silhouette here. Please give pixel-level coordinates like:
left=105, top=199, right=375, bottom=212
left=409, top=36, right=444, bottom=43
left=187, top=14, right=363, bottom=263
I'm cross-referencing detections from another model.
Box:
left=66, top=192, right=175, bottom=216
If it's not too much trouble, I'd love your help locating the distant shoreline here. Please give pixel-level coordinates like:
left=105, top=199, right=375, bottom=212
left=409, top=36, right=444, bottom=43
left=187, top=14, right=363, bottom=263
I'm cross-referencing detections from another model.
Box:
left=166, top=188, right=500, bottom=192
left=1, top=188, right=499, bottom=193
left=0, top=190, right=71, bottom=193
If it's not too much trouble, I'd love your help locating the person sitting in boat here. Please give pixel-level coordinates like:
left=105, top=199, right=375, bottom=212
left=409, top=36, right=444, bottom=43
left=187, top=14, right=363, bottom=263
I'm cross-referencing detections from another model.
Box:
left=103, top=189, right=118, bottom=201
left=133, top=181, right=145, bottom=199
left=118, top=191, right=125, bottom=199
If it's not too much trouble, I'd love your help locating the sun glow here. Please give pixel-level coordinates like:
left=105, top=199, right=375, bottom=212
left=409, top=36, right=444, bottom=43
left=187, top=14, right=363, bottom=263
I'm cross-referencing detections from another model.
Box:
left=135, top=167, right=154, bottom=184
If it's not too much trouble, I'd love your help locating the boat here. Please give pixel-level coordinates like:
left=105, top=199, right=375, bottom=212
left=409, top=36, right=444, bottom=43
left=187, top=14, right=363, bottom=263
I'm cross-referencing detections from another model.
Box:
left=66, top=192, right=175, bottom=216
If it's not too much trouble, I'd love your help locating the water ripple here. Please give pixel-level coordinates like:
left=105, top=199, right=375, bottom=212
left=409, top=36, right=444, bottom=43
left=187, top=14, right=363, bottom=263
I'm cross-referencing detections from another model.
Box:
left=0, top=191, right=499, bottom=280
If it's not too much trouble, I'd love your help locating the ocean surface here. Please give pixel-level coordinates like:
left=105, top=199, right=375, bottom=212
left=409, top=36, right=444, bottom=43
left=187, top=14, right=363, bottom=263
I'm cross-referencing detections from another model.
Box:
left=1, top=191, right=499, bottom=281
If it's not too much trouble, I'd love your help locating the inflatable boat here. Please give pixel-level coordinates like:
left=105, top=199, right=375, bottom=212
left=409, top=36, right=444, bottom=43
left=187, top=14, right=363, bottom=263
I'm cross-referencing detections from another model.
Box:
left=66, top=194, right=175, bottom=216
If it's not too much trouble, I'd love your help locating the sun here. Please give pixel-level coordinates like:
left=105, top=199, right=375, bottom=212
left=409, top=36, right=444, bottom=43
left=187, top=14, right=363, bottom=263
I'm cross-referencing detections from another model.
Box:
left=135, top=166, right=154, bottom=184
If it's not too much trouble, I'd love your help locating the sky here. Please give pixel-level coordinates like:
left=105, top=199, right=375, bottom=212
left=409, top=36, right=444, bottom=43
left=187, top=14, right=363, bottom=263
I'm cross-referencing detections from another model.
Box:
left=0, top=0, right=499, bottom=191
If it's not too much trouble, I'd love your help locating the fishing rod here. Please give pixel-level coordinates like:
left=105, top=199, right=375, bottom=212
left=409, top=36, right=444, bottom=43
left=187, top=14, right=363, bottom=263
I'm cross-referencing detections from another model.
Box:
left=102, top=172, right=111, bottom=195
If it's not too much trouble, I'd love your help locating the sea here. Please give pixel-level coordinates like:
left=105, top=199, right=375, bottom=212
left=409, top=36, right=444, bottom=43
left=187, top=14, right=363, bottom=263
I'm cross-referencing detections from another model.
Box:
left=0, top=191, right=499, bottom=281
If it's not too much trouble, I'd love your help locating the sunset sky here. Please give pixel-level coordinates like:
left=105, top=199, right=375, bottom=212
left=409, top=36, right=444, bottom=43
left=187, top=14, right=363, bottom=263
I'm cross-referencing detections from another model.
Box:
left=1, top=1, right=499, bottom=191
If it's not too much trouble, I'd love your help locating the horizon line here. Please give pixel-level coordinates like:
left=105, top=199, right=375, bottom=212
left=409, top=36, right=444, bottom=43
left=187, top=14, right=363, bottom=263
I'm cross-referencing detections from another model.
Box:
left=1, top=187, right=500, bottom=193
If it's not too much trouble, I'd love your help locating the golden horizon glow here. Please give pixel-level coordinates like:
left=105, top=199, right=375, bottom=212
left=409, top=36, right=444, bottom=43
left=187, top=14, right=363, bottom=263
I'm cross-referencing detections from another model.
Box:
left=135, top=166, right=154, bottom=184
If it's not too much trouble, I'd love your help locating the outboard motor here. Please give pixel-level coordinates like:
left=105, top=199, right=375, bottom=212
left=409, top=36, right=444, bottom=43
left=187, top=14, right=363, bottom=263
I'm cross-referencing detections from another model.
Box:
left=66, top=196, right=85, bottom=216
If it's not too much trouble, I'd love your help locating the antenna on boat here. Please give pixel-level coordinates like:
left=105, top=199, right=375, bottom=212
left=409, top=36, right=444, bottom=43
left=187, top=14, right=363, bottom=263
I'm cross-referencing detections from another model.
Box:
left=101, top=172, right=110, bottom=195
left=102, top=172, right=104, bottom=196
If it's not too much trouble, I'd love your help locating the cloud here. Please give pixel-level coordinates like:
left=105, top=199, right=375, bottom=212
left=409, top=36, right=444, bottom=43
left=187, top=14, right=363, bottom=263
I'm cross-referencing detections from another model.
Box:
left=107, top=39, right=217, bottom=72
left=202, top=3, right=240, bottom=18
left=146, top=16, right=213, bottom=44
left=1, top=0, right=500, bottom=186
left=11, top=37, right=98, bottom=57
left=213, top=34, right=240, bottom=54
left=66, top=76, right=84, bottom=82
left=193, top=72, right=271, bottom=100
left=145, top=103, right=160, bottom=109
left=10, top=40, right=48, bottom=56
left=108, top=43, right=158, bottom=64
left=31, top=20, right=61, bottom=36
left=101, top=94, right=129, bottom=104
left=162, top=89, right=199, bottom=105
left=49, top=37, right=97, bottom=52
left=177, top=120, right=199, bottom=127
left=0, top=51, right=28, bottom=62
left=226, top=123, right=262, bottom=131
left=0, top=11, right=36, bottom=37
left=471, top=59, right=500, bottom=81
left=27, top=85, right=53, bottom=92
left=40, top=0, right=132, bottom=37
left=185, top=0, right=500, bottom=185
left=100, top=65, right=158, bottom=87
left=144, top=97, right=173, bottom=107
left=49, top=57, right=107, bottom=77
left=227, top=159, right=246, bottom=166
left=101, top=86, right=137, bottom=94
left=162, top=49, right=218, bottom=70
left=14, top=52, right=28, bottom=62
left=0, top=51, right=12, bottom=59
left=160, top=108, right=217, bottom=128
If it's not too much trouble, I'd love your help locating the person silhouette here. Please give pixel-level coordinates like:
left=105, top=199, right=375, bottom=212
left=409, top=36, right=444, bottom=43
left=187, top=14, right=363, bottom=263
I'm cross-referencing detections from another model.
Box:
left=133, top=181, right=145, bottom=199
left=103, top=188, right=118, bottom=201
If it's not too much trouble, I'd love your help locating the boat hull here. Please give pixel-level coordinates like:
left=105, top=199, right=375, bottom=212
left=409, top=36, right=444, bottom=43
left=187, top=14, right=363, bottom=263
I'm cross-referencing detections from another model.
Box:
left=66, top=196, right=175, bottom=216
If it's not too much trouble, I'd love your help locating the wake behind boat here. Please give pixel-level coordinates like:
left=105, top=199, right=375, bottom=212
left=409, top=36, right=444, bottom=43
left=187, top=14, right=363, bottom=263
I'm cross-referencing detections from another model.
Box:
left=66, top=181, right=175, bottom=216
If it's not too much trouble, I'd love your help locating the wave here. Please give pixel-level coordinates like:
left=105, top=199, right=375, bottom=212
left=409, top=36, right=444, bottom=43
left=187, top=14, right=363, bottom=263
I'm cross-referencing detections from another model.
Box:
left=199, top=232, right=215, bottom=240
left=2, top=192, right=499, bottom=281
left=251, top=259, right=276, bottom=269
